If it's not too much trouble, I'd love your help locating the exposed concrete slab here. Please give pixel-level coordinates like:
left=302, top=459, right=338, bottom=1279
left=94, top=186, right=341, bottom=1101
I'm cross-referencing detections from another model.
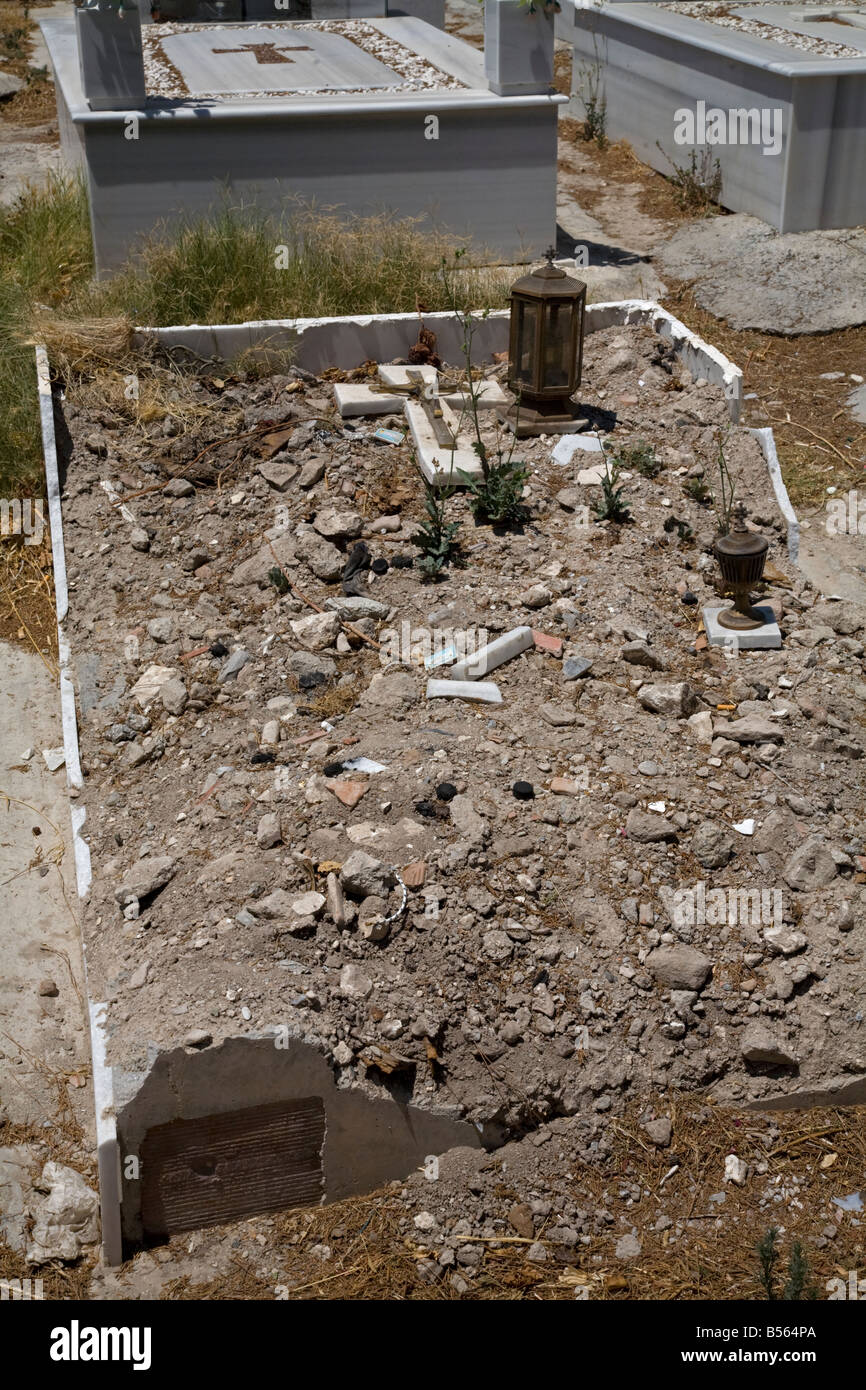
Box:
left=848, top=382, right=866, bottom=423
left=0, top=642, right=89, bottom=1128
left=116, top=1034, right=485, bottom=1242
left=656, top=214, right=866, bottom=334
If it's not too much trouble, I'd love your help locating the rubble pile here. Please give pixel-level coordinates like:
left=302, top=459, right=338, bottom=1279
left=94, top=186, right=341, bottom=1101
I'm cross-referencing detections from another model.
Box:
left=59, top=322, right=865, bottom=1200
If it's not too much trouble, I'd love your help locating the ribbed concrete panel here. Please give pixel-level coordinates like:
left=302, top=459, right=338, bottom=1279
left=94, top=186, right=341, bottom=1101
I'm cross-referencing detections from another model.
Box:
left=141, top=1098, right=325, bottom=1236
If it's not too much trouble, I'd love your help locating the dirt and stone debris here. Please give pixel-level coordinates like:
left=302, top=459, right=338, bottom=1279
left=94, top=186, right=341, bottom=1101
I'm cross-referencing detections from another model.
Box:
left=51, top=320, right=866, bottom=1265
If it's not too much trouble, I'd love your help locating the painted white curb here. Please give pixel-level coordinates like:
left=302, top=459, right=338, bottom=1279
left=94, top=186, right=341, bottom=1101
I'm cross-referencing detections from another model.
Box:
left=135, top=298, right=743, bottom=421
left=749, top=425, right=800, bottom=566
left=35, top=346, right=123, bottom=1268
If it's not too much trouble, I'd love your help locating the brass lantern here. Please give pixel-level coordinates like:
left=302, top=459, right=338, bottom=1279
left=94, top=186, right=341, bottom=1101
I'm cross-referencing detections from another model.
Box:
left=500, top=247, right=587, bottom=437
left=713, top=503, right=770, bottom=630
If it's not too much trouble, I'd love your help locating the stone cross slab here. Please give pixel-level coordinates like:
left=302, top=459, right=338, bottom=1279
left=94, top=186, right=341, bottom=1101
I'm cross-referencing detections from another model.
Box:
left=212, top=42, right=313, bottom=65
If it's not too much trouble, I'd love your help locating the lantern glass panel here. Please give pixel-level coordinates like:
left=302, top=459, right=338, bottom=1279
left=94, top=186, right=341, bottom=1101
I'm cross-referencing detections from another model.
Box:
left=542, top=301, right=573, bottom=390
left=513, top=298, right=540, bottom=387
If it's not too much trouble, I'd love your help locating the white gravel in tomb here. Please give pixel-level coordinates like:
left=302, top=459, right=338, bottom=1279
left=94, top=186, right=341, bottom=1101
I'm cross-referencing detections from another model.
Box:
left=143, top=19, right=469, bottom=102
left=661, top=2, right=866, bottom=57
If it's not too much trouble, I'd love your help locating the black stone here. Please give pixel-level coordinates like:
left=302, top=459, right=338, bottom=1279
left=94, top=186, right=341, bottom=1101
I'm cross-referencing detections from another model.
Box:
left=512, top=781, right=535, bottom=801
left=371, top=557, right=389, bottom=575
left=436, top=782, right=457, bottom=802
left=323, top=762, right=345, bottom=778
left=209, top=641, right=229, bottom=657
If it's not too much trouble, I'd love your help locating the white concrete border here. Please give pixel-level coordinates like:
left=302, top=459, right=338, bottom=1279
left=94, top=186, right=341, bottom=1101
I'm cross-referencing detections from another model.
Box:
left=749, top=424, right=800, bottom=565
left=134, top=297, right=744, bottom=421
left=35, top=346, right=122, bottom=1268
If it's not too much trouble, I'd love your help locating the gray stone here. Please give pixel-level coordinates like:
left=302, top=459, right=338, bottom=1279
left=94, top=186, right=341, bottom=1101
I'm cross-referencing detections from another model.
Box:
left=643, top=1117, right=672, bottom=1148
left=115, top=856, right=175, bottom=906
left=324, top=596, right=390, bottom=620
left=313, top=505, right=363, bottom=540
left=258, top=459, right=298, bottom=491
left=130, top=527, right=150, bottom=552
left=163, top=477, right=195, bottom=498
left=184, top=1029, right=212, bottom=1049
left=540, top=702, right=578, bottom=727
left=340, top=850, right=394, bottom=898
left=562, top=656, right=592, bottom=681
left=147, top=616, right=175, bottom=644
left=256, top=812, right=282, bottom=849
left=483, top=930, right=513, bottom=963
left=359, top=671, right=418, bottom=710
left=638, top=682, right=697, bottom=717
left=295, top=524, right=344, bottom=582
left=449, top=794, right=488, bottom=841
left=159, top=677, right=187, bottom=716
left=217, top=648, right=251, bottom=682
left=783, top=836, right=837, bottom=892
left=720, top=716, right=784, bottom=744
left=615, top=1232, right=642, bottom=1259
left=285, top=650, right=336, bottom=681
left=657, top=217, right=866, bottom=335
left=340, top=963, right=373, bottom=1004
left=740, top=1024, right=798, bottom=1067
left=298, top=459, right=326, bottom=489
left=621, top=640, right=666, bottom=670
left=647, top=945, right=712, bottom=991
left=290, top=610, right=341, bottom=651
left=692, top=820, right=734, bottom=869
left=625, top=808, right=677, bottom=843
left=0, top=71, right=25, bottom=98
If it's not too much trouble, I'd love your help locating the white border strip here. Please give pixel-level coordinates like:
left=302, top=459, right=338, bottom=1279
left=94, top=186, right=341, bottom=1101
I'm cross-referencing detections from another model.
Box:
left=134, top=298, right=744, bottom=421
left=35, top=346, right=122, bottom=1268
left=749, top=425, right=800, bottom=566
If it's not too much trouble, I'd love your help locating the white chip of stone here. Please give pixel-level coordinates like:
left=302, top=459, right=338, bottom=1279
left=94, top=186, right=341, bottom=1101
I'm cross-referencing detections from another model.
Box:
left=551, top=433, right=604, bottom=465
left=333, top=383, right=404, bottom=418
left=733, top=818, right=755, bottom=836
left=379, top=363, right=438, bottom=389
left=342, top=757, right=388, bottom=774
left=42, top=747, right=66, bottom=772
left=426, top=678, right=502, bottom=703
left=648, top=801, right=666, bottom=813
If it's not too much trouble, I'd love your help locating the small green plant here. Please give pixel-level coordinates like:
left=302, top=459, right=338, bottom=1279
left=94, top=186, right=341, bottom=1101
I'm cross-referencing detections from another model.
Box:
left=664, top=514, right=694, bottom=543
left=756, top=1228, right=818, bottom=1301
left=577, top=36, right=607, bottom=148
left=657, top=144, right=723, bottom=214
left=411, top=476, right=462, bottom=580
left=267, top=566, right=290, bottom=596
left=439, top=249, right=530, bottom=529
left=460, top=456, right=530, bottom=527
left=594, top=455, right=631, bottom=523
left=617, top=440, right=660, bottom=478
left=684, top=475, right=711, bottom=504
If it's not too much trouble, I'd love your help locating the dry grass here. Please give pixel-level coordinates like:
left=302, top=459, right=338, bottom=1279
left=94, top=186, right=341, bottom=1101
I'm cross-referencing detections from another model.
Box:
left=0, top=532, right=58, bottom=668
left=28, top=314, right=134, bottom=376
left=0, top=1, right=57, bottom=127
left=119, top=1096, right=866, bottom=1302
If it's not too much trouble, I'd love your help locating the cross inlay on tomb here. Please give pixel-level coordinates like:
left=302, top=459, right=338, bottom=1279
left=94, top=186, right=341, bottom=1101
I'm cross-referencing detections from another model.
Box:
left=155, top=25, right=406, bottom=96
